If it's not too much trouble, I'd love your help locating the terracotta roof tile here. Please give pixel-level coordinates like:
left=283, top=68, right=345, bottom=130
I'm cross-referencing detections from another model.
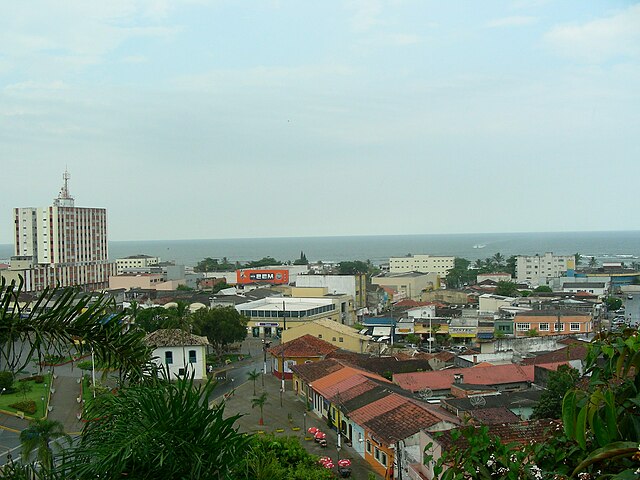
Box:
left=393, top=363, right=567, bottom=392
left=332, top=379, right=379, bottom=404
left=144, top=329, right=209, bottom=347
left=364, top=401, right=442, bottom=443
left=348, top=393, right=408, bottom=425
left=312, top=366, right=389, bottom=397
left=268, top=334, right=338, bottom=357
left=467, top=407, right=520, bottom=425
left=290, top=359, right=344, bottom=383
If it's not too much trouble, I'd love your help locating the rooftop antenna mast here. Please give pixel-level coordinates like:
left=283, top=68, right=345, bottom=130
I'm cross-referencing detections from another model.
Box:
left=54, top=168, right=75, bottom=207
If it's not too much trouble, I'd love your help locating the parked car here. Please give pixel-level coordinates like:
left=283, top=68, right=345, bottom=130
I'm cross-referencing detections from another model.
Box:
left=628, top=294, right=634, bottom=300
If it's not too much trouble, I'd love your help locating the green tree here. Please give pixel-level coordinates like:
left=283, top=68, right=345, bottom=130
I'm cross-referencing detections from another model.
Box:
left=194, top=257, right=220, bottom=272
left=605, top=296, right=622, bottom=311
left=58, top=377, right=249, bottom=478
left=133, top=306, right=172, bottom=333
left=245, top=257, right=282, bottom=268
left=252, top=392, right=269, bottom=426
left=192, top=307, right=248, bottom=357
left=534, top=285, right=553, bottom=293
left=532, top=364, right=579, bottom=419
left=16, top=381, right=32, bottom=400
left=293, top=251, right=308, bottom=265
left=491, top=252, right=505, bottom=269
left=575, top=252, right=583, bottom=267
left=445, top=258, right=475, bottom=289
left=505, top=255, right=517, bottom=277
left=0, top=371, right=14, bottom=391
left=247, top=368, right=261, bottom=396
left=588, top=256, right=598, bottom=269
left=20, top=419, right=71, bottom=472
left=0, top=278, right=150, bottom=381
left=494, top=280, right=519, bottom=297
left=337, top=260, right=369, bottom=275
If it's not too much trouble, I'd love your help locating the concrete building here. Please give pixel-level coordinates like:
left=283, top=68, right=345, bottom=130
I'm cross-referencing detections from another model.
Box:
left=3, top=171, right=114, bottom=291
left=516, top=253, right=575, bottom=285
left=371, top=272, right=440, bottom=301
left=561, top=281, right=607, bottom=297
left=477, top=272, right=512, bottom=283
left=389, top=254, right=455, bottom=276
left=478, top=293, right=516, bottom=314
left=237, top=297, right=344, bottom=338
left=281, top=319, right=371, bottom=353
left=116, top=255, right=160, bottom=275
left=295, top=273, right=367, bottom=308
left=512, top=310, right=593, bottom=337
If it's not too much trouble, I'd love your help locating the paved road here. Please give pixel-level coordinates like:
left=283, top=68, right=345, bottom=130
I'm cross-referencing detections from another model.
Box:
left=48, top=375, right=84, bottom=434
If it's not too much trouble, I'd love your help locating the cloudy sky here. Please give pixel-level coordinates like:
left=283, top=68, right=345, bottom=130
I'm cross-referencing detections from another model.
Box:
left=1, top=1, right=638, bottom=243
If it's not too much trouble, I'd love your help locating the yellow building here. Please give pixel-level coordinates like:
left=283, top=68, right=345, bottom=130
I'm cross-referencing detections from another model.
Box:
left=282, top=318, right=371, bottom=353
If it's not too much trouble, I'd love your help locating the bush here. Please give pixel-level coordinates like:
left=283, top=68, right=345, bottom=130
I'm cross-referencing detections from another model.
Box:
left=0, top=371, right=14, bottom=391
left=77, top=361, right=93, bottom=370
left=18, top=375, right=44, bottom=383
left=8, top=400, right=37, bottom=415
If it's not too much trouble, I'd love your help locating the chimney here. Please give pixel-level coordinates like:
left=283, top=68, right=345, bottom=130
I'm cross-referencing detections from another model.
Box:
left=473, top=355, right=478, bottom=364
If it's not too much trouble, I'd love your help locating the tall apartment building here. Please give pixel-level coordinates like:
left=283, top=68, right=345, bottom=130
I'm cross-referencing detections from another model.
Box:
left=389, top=254, right=455, bottom=276
left=515, top=253, right=575, bottom=285
left=5, top=171, right=114, bottom=292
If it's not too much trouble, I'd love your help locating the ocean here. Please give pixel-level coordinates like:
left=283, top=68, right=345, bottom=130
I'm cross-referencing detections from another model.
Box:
left=1, top=231, right=639, bottom=267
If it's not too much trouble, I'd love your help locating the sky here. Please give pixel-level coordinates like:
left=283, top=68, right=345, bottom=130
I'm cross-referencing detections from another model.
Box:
left=1, top=0, right=639, bottom=243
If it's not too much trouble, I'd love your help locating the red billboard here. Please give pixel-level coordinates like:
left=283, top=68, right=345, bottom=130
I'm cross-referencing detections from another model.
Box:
left=236, top=269, right=289, bottom=285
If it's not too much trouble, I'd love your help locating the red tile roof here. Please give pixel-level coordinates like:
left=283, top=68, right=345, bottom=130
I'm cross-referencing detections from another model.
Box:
left=364, top=401, right=443, bottom=443
left=393, top=363, right=565, bottom=392
left=290, top=358, right=344, bottom=383
left=467, top=407, right=520, bottom=425
left=330, top=378, right=379, bottom=404
left=268, top=334, right=338, bottom=358
left=312, top=366, right=389, bottom=397
left=348, top=393, right=408, bottom=425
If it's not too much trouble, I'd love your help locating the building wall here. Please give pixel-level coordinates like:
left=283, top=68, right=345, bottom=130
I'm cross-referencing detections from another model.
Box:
left=109, top=274, right=164, bottom=290
left=364, top=430, right=394, bottom=479
left=116, top=256, right=160, bottom=274
left=281, top=321, right=369, bottom=353
left=295, top=274, right=367, bottom=308
left=512, top=314, right=592, bottom=337
left=389, top=255, right=455, bottom=276
left=421, top=290, right=470, bottom=304
left=516, top=253, right=575, bottom=284
left=150, top=345, right=207, bottom=380
left=372, top=273, right=440, bottom=301
left=479, top=295, right=515, bottom=314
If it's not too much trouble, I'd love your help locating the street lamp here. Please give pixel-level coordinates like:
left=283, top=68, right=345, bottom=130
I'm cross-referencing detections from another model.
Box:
left=41, top=396, right=45, bottom=416
left=303, top=411, right=307, bottom=433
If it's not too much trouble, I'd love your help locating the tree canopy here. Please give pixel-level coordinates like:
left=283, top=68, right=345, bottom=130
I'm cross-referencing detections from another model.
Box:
left=194, top=257, right=236, bottom=272
left=337, top=260, right=369, bottom=275
left=493, top=280, right=520, bottom=297
left=191, top=306, right=248, bottom=354
left=532, top=364, right=579, bottom=419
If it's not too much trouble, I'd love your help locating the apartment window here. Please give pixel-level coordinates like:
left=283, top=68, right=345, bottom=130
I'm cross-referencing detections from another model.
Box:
left=366, top=440, right=372, bottom=454
left=374, top=447, right=388, bottom=466
left=339, top=337, right=344, bottom=342
left=554, top=323, right=564, bottom=332
left=539, top=323, right=549, bottom=331
left=515, top=323, right=530, bottom=332
left=332, top=337, right=337, bottom=342
left=570, top=323, right=580, bottom=332
left=165, top=351, right=173, bottom=364
left=188, top=350, right=197, bottom=363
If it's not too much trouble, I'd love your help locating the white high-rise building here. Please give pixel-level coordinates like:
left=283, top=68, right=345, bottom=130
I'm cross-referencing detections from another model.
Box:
left=515, top=252, right=575, bottom=285
left=389, top=254, right=455, bottom=276
left=7, top=171, right=114, bottom=292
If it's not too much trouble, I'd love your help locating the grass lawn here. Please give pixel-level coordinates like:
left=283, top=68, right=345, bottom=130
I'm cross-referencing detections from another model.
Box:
left=0, top=374, right=52, bottom=419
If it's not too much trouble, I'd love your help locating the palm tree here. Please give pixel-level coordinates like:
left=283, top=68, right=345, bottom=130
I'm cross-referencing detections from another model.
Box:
left=20, top=419, right=71, bottom=471
left=588, top=257, right=598, bottom=269
left=252, top=392, right=269, bottom=426
left=247, top=369, right=260, bottom=396
left=574, top=252, right=583, bottom=267
left=58, top=377, right=249, bottom=478
left=492, top=253, right=505, bottom=269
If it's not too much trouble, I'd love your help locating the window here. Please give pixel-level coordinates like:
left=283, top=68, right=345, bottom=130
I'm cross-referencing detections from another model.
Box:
left=188, top=350, right=197, bottom=363
left=332, top=337, right=337, bottom=342
left=516, top=323, right=530, bottom=332
left=570, top=322, right=580, bottom=331
left=339, top=337, right=344, bottom=342
left=374, top=447, right=388, bottom=466
left=165, top=351, right=173, bottom=364
left=366, top=440, right=372, bottom=454
left=318, top=334, right=322, bottom=339
left=554, top=323, right=564, bottom=332
left=539, top=323, right=549, bottom=331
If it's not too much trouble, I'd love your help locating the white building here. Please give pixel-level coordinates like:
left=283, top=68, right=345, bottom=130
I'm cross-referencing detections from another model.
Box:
left=4, top=171, right=114, bottom=291
left=116, top=255, right=160, bottom=274
left=515, top=253, right=575, bottom=285
left=145, top=329, right=209, bottom=380
left=389, top=254, right=455, bottom=276
left=479, top=293, right=516, bottom=314
left=295, top=273, right=367, bottom=308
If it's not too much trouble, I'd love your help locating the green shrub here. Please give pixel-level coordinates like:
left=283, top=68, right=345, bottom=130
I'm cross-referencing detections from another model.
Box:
left=8, top=400, right=37, bottom=415
left=33, top=375, right=44, bottom=383
left=77, top=361, right=93, bottom=370
left=0, top=371, right=14, bottom=391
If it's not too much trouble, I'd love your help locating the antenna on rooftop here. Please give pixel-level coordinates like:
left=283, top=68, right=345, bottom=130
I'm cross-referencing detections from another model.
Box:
left=418, top=388, right=433, bottom=401
left=54, top=168, right=75, bottom=207
left=470, top=395, right=486, bottom=409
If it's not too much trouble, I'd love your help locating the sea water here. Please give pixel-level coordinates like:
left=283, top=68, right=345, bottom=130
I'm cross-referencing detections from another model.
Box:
left=3, top=231, right=637, bottom=267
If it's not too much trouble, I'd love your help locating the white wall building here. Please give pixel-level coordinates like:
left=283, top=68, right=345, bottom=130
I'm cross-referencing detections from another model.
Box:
left=479, top=293, right=516, bottom=314
left=116, top=255, right=160, bottom=274
left=389, top=254, right=455, bottom=276
left=295, top=273, right=367, bottom=308
left=515, top=253, right=575, bottom=285
left=145, top=329, right=209, bottom=380
left=5, top=171, right=114, bottom=291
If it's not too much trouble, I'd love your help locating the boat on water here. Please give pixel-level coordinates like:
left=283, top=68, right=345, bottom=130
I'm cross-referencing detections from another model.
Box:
left=473, top=244, right=486, bottom=249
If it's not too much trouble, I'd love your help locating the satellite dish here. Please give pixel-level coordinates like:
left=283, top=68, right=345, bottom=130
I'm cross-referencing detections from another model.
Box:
left=470, top=396, right=486, bottom=409
left=418, top=388, right=433, bottom=401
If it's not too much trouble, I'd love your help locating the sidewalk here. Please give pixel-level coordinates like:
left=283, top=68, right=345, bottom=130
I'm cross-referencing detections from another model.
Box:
left=48, top=375, right=84, bottom=434
left=215, top=372, right=379, bottom=480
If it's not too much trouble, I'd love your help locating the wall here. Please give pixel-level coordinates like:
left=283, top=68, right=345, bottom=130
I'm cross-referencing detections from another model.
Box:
left=482, top=334, right=590, bottom=354
left=150, top=345, right=207, bottom=380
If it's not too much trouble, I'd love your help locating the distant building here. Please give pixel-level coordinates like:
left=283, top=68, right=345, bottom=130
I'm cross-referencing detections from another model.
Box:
left=477, top=272, right=512, bottom=283
left=515, top=253, right=575, bottom=285
left=371, top=272, right=440, bottom=301
left=512, top=310, right=593, bottom=337
left=295, top=273, right=367, bottom=308
left=389, top=254, right=455, bottom=276
left=116, top=255, right=160, bottom=274
left=3, top=171, right=114, bottom=292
